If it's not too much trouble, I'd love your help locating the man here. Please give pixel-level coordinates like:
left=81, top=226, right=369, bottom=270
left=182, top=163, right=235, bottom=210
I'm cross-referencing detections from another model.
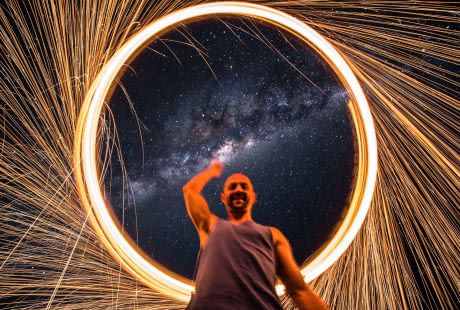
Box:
left=183, top=160, right=328, bottom=310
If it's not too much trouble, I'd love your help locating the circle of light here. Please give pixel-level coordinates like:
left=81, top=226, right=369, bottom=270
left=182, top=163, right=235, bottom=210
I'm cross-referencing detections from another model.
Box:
left=74, top=1, right=378, bottom=302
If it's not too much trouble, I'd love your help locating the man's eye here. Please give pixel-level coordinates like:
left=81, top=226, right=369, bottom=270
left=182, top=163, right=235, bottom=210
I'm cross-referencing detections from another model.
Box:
left=241, top=184, right=248, bottom=189
left=229, top=184, right=236, bottom=190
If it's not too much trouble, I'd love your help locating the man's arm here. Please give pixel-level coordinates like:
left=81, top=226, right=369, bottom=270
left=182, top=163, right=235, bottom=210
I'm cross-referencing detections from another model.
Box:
left=182, top=160, right=223, bottom=244
left=271, top=227, right=328, bottom=310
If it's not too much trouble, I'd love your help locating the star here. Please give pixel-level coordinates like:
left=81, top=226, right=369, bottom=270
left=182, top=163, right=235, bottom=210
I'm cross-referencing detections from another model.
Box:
left=106, top=17, right=355, bottom=279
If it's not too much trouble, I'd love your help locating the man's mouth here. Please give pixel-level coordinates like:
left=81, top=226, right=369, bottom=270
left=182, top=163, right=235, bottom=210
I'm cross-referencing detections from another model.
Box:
left=230, top=192, right=247, bottom=205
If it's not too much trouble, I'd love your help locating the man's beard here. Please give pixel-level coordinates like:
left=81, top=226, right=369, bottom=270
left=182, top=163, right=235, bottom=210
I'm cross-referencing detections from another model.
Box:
left=228, top=192, right=249, bottom=213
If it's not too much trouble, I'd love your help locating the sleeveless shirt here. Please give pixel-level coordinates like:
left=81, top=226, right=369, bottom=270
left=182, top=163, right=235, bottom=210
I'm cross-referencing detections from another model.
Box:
left=186, top=219, right=283, bottom=310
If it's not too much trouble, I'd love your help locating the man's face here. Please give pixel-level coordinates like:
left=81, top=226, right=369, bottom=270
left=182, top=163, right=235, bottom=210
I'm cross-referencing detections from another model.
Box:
left=220, top=174, right=256, bottom=213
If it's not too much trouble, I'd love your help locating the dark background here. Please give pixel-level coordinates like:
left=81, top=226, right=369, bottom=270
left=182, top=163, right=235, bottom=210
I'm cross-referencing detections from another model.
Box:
left=104, top=17, right=356, bottom=279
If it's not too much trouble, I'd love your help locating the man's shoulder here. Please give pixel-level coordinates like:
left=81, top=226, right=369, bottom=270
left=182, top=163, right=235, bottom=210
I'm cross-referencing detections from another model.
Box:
left=266, top=226, right=289, bottom=246
left=266, top=225, right=281, bottom=234
left=251, top=222, right=282, bottom=235
left=209, top=214, right=220, bottom=230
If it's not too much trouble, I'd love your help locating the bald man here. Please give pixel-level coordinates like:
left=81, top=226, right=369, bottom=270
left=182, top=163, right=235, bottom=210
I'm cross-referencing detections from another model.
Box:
left=182, top=160, right=328, bottom=310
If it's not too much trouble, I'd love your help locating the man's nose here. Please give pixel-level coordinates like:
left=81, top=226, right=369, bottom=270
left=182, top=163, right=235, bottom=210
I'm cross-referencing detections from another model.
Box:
left=235, top=184, right=244, bottom=191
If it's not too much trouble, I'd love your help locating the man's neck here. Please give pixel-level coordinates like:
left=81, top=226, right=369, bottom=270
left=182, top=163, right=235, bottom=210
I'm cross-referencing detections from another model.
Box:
left=228, top=211, right=253, bottom=224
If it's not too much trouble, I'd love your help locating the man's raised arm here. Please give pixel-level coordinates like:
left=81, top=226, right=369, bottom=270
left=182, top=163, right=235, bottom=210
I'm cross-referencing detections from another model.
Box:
left=182, top=160, right=223, bottom=241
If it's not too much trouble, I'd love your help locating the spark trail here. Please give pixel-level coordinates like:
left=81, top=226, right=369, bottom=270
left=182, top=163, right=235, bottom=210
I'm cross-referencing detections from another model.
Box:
left=0, top=1, right=458, bottom=309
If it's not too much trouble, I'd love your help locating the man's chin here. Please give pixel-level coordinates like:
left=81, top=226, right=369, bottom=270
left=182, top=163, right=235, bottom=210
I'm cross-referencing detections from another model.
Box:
left=229, top=204, right=248, bottom=213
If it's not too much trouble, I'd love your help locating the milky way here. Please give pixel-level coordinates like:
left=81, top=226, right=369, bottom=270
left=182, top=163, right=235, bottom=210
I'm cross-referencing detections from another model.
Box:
left=104, top=18, right=355, bottom=279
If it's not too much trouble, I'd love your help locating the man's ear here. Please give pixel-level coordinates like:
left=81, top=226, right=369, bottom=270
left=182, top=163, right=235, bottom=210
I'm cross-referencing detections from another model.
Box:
left=220, top=192, right=226, bottom=204
left=252, top=192, right=257, bottom=205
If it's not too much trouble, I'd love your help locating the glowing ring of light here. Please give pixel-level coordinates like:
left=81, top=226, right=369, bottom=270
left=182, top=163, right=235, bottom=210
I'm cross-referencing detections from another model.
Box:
left=74, top=1, right=377, bottom=302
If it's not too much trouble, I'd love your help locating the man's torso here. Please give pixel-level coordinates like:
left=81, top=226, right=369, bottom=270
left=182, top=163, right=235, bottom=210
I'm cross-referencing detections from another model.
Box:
left=187, top=219, right=283, bottom=310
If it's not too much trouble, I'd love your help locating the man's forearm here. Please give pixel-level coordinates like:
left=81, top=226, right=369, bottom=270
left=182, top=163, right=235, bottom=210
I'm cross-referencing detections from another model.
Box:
left=290, top=285, right=328, bottom=310
left=182, top=167, right=216, bottom=193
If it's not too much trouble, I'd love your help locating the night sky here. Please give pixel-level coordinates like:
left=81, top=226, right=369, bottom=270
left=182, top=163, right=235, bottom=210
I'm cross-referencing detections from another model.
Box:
left=103, top=18, right=356, bottom=279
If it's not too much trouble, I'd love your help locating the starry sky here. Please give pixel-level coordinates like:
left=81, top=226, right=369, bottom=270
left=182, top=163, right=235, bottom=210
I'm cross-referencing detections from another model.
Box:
left=104, top=17, right=356, bottom=279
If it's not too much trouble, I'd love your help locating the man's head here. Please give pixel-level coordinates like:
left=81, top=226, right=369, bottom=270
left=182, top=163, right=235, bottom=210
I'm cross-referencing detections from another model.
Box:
left=220, top=173, right=257, bottom=214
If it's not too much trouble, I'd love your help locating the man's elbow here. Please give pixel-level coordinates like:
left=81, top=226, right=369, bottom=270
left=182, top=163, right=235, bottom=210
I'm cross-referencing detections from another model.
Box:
left=287, top=282, right=308, bottom=300
left=182, top=184, right=192, bottom=193
left=182, top=185, right=198, bottom=197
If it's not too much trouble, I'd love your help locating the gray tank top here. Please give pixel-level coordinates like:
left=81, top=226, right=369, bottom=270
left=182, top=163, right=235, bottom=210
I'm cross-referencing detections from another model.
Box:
left=186, top=219, right=283, bottom=310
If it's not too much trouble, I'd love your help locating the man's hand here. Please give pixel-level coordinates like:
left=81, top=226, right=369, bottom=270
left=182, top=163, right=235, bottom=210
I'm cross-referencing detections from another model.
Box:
left=207, top=160, right=224, bottom=178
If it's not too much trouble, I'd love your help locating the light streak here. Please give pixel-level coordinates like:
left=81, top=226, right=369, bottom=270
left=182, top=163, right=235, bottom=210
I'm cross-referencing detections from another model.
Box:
left=74, top=2, right=377, bottom=301
left=0, top=0, right=458, bottom=309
